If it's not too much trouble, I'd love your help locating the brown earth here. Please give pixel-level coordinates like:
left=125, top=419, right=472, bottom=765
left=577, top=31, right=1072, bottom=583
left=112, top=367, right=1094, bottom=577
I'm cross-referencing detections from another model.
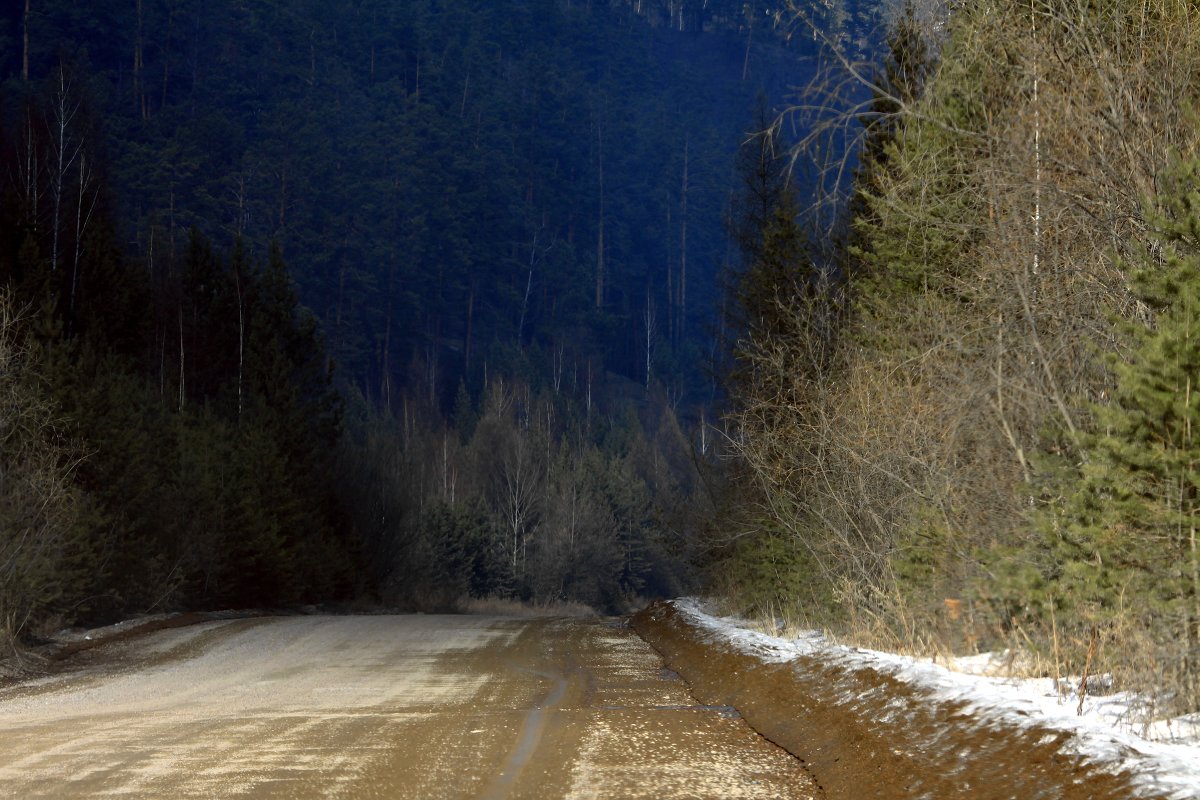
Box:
left=0, top=613, right=818, bottom=799
left=632, top=600, right=1155, bottom=800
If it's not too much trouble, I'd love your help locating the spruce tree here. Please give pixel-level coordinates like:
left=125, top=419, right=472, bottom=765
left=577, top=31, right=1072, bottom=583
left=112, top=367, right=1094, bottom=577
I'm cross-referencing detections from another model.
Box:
left=856, top=2, right=930, bottom=201
left=1046, top=159, right=1200, bottom=708
left=845, top=1, right=931, bottom=284
left=723, top=107, right=824, bottom=402
left=452, top=380, right=478, bottom=444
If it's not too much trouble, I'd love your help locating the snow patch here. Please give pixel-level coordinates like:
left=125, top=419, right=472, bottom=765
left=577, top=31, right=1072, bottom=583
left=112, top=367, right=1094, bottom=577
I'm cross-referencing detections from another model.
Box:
left=53, top=613, right=178, bottom=643
left=671, top=598, right=1200, bottom=800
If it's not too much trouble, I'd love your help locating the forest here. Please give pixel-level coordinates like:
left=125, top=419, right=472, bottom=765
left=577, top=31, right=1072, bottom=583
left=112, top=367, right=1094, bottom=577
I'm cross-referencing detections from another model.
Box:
left=0, top=0, right=859, bottom=635
left=5, top=0, right=1200, bottom=721
left=720, top=0, right=1200, bottom=718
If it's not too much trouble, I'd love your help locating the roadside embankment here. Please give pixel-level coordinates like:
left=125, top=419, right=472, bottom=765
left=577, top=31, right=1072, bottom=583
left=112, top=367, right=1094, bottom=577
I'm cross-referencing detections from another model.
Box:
left=632, top=600, right=1156, bottom=800
left=0, top=610, right=270, bottom=687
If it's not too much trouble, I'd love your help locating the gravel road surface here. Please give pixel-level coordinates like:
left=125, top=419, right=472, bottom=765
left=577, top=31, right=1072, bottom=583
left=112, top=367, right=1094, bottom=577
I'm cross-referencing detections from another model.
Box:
left=0, top=614, right=817, bottom=798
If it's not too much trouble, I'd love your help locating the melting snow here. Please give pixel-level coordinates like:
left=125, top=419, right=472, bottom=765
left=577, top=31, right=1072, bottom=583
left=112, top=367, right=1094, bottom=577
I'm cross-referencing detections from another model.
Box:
left=672, top=598, right=1200, bottom=800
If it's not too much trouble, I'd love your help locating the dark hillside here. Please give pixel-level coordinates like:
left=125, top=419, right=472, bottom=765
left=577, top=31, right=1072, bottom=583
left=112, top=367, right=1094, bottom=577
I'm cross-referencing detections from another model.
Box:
left=2, top=0, right=837, bottom=410
left=0, top=0, right=893, bottom=637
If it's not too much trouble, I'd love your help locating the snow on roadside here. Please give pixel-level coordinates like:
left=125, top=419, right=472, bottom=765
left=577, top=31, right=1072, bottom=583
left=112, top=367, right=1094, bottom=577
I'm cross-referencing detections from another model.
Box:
left=673, top=598, right=1200, bottom=800
left=53, top=613, right=178, bottom=643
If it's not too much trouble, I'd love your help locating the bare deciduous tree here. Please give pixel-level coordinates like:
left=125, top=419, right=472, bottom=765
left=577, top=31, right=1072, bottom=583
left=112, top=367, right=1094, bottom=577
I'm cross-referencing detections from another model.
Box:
left=0, top=293, right=87, bottom=651
left=730, top=0, right=1200, bottom=692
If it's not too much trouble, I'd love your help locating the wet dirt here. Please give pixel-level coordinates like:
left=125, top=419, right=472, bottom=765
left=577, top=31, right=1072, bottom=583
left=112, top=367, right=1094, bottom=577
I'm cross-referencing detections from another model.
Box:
left=632, top=600, right=1154, bottom=800
left=0, top=614, right=818, bottom=799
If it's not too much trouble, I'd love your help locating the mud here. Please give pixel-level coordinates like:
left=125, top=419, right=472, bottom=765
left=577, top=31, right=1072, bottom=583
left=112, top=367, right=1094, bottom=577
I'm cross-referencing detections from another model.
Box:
left=632, top=600, right=1153, bottom=800
left=0, top=613, right=818, bottom=798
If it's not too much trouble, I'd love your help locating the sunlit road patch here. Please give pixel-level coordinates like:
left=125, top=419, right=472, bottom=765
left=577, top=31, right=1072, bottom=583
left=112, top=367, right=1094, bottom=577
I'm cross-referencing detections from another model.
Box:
left=0, top=614, right=816, bottom=798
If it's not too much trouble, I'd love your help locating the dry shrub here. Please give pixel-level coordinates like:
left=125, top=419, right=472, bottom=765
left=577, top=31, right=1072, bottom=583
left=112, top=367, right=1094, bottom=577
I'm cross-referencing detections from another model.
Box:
left=955, top=0, right=1200, bottom=703
left=457, top=595, right=598, bottom=617
left=735, top=0, right=1200, bottom=706
left=0, top=293, right=88, bottom=652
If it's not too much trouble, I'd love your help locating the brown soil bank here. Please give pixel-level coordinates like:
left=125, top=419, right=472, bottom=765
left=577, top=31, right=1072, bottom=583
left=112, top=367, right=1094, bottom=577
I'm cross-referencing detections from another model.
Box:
left=632, top=600, right=1159, bottom=800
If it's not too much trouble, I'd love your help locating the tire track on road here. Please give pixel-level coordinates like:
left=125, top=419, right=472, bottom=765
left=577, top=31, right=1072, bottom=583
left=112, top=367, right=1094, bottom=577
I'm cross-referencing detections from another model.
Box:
left=479, top=667, right=571, bottom=800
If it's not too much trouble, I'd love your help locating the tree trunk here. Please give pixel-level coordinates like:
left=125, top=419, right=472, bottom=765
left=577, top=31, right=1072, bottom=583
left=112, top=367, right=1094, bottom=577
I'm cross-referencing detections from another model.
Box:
left=234, top=266, right=244, bottom=423
left=20, top=112, right=39, bottom=229
left=679, top=135, right=689, bottom=343
left=22, top=0, right=30, bottom=82
left=595, top=117, right=605, bottom=308
left=161, top=4, right=176, bottom=110
left=70, top=151, right=96, bottom=317
left=644, top=287, right=654, bottom=391
left=465, top=281, right=475, bottom=374
left=518, top=232, right=537, bottom=346
left=178, top=303, right=185, bottom=410
left=51, top=65, right=79, bottom=275
left=666, top=203, right=674, bottom=343
left=741, top=23, right=753, bottom=82
left=135, top=0, right=146, bottom=119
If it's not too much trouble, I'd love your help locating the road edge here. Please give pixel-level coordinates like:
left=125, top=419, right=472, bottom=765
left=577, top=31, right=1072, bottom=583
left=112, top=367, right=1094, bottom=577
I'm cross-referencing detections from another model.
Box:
left=0, top=610, right=272, bottom=687
left=631, top=599, right=1154, bottom=800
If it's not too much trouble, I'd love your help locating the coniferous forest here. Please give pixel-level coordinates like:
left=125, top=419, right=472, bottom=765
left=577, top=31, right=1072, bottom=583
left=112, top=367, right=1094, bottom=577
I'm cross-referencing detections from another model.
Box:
left=5, top=0, right=1200, bottom=718
left=0, top=0, right=862, bottom=633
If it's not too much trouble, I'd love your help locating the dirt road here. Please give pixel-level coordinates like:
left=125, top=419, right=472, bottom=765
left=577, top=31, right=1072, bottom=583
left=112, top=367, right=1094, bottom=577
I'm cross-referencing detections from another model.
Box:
left=0, top=615, right=817, bottom=798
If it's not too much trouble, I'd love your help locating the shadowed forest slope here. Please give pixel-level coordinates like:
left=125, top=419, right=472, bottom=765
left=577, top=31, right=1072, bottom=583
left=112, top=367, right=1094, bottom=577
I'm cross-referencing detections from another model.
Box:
left=0, top=0, right=894, bottom=641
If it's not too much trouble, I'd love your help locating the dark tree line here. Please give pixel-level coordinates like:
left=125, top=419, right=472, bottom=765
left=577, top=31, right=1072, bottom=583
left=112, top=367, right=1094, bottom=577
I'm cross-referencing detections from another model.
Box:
left=0, top=0, right=903, bottom=644
left=337, top=374, right=700, bottom=613
left=0, top=63, right=355, bottom=636
left=0, top=3, right=732, bottom=637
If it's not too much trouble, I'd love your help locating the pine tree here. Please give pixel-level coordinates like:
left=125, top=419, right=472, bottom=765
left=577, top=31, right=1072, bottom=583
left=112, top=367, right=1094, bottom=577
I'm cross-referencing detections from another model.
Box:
left=250, top=241, right=348, bottom=598
left=725, top=99, right=792, bottom=284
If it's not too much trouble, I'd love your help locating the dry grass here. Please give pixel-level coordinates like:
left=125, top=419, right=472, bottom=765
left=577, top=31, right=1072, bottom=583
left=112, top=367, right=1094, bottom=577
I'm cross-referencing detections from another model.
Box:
left=456, top=596, right=598, bottom=618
